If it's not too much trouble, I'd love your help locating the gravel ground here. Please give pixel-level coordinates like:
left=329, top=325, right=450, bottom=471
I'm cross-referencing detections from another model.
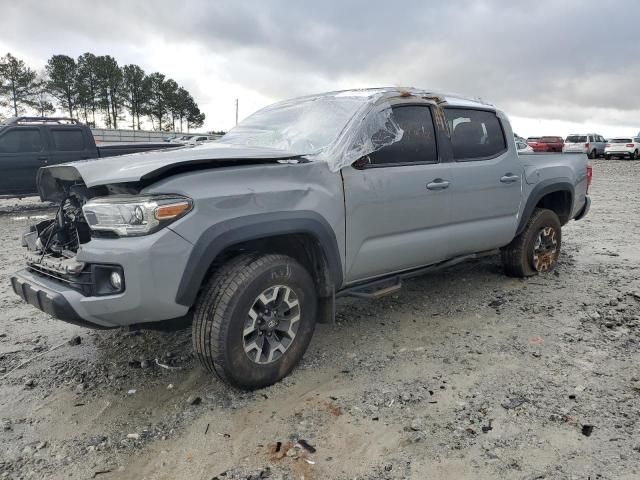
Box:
left=0, top=159, right=639, bottom=480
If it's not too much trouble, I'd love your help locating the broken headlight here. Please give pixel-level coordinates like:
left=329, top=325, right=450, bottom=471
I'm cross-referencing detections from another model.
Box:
left=82, top=195, right=192, bottom=237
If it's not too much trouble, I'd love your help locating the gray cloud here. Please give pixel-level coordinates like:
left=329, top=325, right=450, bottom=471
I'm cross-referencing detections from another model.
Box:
left=2, top=0, right=640, bottom=129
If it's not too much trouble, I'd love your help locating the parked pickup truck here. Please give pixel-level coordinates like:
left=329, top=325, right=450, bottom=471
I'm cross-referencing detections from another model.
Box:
left=0, top=117, right=180, bottom=196
left=527, top=136, right=565, bottom=152
left=10, top=88, right=592, bottom=389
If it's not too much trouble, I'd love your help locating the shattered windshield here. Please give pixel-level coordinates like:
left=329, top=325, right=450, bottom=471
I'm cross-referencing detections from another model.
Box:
left=219, top=94, right=370, bottom=156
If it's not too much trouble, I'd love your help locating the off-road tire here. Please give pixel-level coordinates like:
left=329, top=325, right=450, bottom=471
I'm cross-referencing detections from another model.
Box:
left=192, top=253, right=317, bottom=390
left=501, top=208, right=562, bottom=277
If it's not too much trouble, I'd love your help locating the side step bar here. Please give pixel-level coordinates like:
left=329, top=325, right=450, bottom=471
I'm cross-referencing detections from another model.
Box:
left=337, top=249, right=498, bottom=300
left=338, top=276, right=402, bottom=300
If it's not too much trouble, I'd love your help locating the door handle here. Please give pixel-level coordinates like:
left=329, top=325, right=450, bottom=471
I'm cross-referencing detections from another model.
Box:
left=500, top=174, right=519, bottom=184
left=426, top=179, right=450, bottom=191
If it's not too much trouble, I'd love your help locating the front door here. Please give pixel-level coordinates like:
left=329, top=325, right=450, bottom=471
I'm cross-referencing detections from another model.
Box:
left=342, top=105, right=452, bottom=283
left=0, top=127, right=48, bottom=195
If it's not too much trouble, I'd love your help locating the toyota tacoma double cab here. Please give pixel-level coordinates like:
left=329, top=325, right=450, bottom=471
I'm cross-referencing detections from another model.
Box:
left=11, top=88, right=592, bottom=389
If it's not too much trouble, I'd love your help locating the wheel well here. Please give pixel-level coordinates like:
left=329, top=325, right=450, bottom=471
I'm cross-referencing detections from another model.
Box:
left=205, top=233, right=335, bottom=298
left=536, top=190, right=572, bottom=224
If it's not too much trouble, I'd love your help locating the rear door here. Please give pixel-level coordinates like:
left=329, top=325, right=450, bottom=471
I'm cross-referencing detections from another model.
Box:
left=443, top=108, right=523, bottom=257
left=0, top=126, right=48, bottom=195
left=46, top=127, right=93, bottom=165
left=342, top=104, right=452, bottom=282
left=596, top=135, right=606, bottom=155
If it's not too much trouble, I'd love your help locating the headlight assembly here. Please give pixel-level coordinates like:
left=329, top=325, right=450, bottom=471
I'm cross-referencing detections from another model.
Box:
left=82, top=194, right=192, bottom=237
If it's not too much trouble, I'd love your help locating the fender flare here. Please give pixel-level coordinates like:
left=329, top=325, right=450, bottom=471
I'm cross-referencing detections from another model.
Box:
left=174, top=211, right=343, bottom=306
left=516, top=179, right=575, bottom=235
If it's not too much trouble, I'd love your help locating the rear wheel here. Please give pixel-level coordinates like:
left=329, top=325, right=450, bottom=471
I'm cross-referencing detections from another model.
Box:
left=633, top=150, right=639, bottom=160
left=588, top=149, right=596, bottom=159
left=192, top=254, right=317, bottom=389
left=501, top=208, right=562, bottom=277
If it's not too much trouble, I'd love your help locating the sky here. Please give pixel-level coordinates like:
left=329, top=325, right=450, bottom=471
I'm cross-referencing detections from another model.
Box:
left=1, top=0, right=639, bottom=138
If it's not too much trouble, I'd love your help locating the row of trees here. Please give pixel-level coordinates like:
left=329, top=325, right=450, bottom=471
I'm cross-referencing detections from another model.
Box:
left=0, top=52, right=205, bottom=131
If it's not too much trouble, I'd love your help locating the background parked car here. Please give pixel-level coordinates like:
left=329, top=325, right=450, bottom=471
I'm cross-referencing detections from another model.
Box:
left=169, top=134, right=194, bottom=143
left=527, top=136, right=564, bottom=152
left=604, top=137, right=640, bottom=160
left=563, top=134, right=606, bottom=159
left=516, top=140, right=534, bottom=153
left=184, top=134, right=217, bottom=145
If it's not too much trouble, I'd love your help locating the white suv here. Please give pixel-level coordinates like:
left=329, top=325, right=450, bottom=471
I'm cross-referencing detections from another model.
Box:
left=563, top=134, right=606, bottom=159
left=604, top=137, right=640, bottom=160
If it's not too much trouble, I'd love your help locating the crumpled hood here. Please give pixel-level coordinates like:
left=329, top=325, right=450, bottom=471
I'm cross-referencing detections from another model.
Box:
left=37, top=142, right=303, bottom=201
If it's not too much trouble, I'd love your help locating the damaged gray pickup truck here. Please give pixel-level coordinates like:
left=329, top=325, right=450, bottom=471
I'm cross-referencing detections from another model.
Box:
left=11, top=88, right=592, bottom=389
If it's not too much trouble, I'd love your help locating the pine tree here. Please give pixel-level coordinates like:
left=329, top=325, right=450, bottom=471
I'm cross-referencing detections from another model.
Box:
left=121, top=64, right=148, bottom=130
left=0, top=53, right=39, bottom=117
left=76, top=53, right=100, bottom=126
left=45, top=55, right=78, bottom=118
left=145, top=72, right=168, bottom=131
left=93, top=55, right=123, bottom=128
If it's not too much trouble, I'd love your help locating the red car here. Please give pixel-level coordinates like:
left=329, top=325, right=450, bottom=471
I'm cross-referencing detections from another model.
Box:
left=527, top=136, right=564, bottom=152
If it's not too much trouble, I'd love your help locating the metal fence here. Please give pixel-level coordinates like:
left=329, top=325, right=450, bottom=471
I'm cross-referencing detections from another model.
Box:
left=91, top=128, right=217, bottom=144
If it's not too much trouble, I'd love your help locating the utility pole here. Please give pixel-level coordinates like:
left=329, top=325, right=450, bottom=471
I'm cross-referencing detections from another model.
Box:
left=235, top=98, right=238, bottom=126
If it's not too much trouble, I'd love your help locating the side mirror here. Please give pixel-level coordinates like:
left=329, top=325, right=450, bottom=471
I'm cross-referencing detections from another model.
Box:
left=352, top=155, right=372, bottom=169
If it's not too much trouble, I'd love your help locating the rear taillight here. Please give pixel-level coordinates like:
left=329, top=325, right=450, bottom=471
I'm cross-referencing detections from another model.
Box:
left=605, top=143, right=611, bottom=147
left=626, top=144, right=634, bottom=147
left=586, top=164, right=593, bottom=195
left=585, top=143, right=590, bottom=148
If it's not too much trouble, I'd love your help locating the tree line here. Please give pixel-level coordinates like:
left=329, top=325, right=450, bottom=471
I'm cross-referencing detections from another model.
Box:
left=0, top=52, right=205, bottom=131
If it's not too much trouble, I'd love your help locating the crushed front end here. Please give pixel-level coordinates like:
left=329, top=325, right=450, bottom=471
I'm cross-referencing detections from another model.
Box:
left=11, top=181, right=194, bottom=328
left=20, top=192, right=124, bottom=298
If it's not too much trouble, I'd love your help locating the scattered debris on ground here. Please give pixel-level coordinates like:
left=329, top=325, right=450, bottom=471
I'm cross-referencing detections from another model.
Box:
left=0, top=160, right=639, bottom=479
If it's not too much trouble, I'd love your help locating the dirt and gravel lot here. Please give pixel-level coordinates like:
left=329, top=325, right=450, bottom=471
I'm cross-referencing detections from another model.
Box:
left=0, top=159, right=639, bottom=480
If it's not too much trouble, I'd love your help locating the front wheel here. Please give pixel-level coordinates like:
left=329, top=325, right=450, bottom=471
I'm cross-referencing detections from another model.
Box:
left=501, top=208, right=562, bottom=277
left=192, top=254, right=317, bottom=389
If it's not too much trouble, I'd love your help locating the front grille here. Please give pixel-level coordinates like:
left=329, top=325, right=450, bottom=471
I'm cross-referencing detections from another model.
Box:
left=27, top=263, right=94, bottom=295
left=26, top=255, right=124, bottom=297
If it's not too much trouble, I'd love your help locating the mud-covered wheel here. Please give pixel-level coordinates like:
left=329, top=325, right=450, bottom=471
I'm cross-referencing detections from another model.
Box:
left=192, top=253, right=317, bottom=390
left=501, top=208, right=562, bottom=277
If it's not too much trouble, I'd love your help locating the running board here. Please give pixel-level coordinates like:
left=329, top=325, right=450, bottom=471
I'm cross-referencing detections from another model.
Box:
left=337, top=249, right=498, bottom=300
left=339, top=276, right=402, bottom=299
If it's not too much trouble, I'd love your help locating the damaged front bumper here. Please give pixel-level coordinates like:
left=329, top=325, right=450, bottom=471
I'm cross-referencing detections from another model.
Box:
left=11, top=228, right=194, bottom=328
left=11, top=269, right=107, bottom=328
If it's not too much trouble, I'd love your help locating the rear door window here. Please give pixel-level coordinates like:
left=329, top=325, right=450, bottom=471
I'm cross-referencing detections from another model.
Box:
left=367, top=105, right=438, bottom=166
left=50, top=129, right=85, bottom=151
left=0, top=128, right=43, bottom=153
left=445, top=109, right=506, bottom=161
